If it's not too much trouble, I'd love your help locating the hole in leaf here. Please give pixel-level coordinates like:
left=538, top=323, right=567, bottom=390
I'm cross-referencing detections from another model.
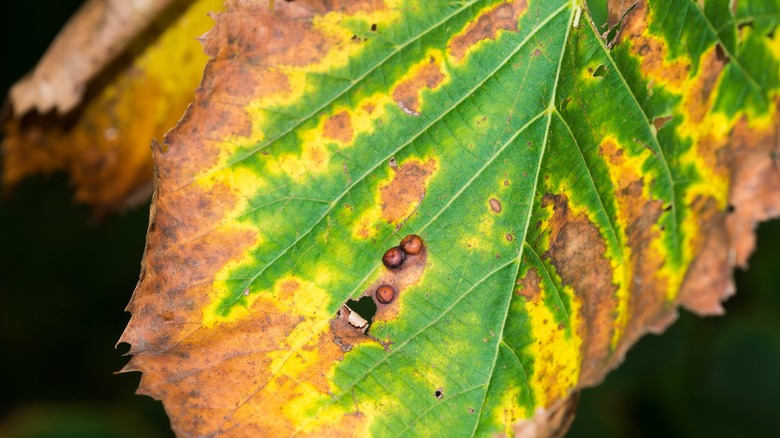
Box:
left=602, top=0, right=637, bottom=48
left=343, top=296, right=377, bottom=329
left=604, top=23, right=621, bottom=47
left=652, top=115, right=673, bottom=131
left=592, top=64, right=608, bottom=78
left=585, top=0, right=608, bottom=30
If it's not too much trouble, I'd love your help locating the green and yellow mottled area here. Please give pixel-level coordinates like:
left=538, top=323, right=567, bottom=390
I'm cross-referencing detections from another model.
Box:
left=121, top=0, right=780, bottom=436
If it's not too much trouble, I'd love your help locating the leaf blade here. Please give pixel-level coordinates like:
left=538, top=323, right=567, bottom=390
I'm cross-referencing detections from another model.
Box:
left=121, top=0, right=780, bottom=435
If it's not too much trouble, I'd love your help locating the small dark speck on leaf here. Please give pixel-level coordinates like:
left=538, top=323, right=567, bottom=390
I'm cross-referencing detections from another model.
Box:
left=389, top=157, right=398, bottom=169
left=435, top=388, right=443, bottom=400
left=469, top=408, right=475, bottom=414
left=371, top=23, right=377, bottom=31
left=532, top=48, right=542, bottom=56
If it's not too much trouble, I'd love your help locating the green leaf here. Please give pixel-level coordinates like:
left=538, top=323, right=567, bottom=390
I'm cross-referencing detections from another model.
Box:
left=120, top=0, right=780, bottom=435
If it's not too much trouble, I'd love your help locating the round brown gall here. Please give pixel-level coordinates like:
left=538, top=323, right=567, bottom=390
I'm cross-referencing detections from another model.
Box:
left=375, top=285, right=396, bottom=304
left=382, top=246, right=406, bottom=269
left=399, top=234, right=423, bottom=255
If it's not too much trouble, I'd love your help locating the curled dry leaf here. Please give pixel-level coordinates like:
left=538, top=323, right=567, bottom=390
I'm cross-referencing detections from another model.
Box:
left=9, top=0, right=178, bottom=115
left=2, top=0, right=222, bottom=209
left=120, top=0, right=780, bottom=436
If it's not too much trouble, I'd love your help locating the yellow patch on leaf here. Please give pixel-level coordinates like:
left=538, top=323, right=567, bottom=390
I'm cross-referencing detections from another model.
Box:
left=513, top=268, right=582, bottom=411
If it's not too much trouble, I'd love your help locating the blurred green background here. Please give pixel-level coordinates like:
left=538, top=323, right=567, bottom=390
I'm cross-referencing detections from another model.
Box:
left=0, top=1, right=778, bottom=437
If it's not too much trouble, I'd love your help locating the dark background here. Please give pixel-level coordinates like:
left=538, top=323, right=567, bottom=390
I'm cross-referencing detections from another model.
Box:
left=1, top=1, right=778, bottom=437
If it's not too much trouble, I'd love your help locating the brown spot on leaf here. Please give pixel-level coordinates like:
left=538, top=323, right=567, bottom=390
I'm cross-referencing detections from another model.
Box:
left=323, top=111, right=354, bottom=143
left=542, top=193, right=617, bottom=386
left=279, top=279, right=300, bottom=297
left=597, top=140, right=669, bottom=352
left=652, top=115, right=673, bottom=131
left=380, top=158, right=437, bottom=224
left=616, top=1, right=689, bottom=91
left=684, top=46, right=726, bottom=125
left=515, top=268, right=541, bottom=302
left=490, top=198, right=502, bottom=213
left=392, top=56, right=446, bottom=116
left=448, top=0, right=527, bottom=61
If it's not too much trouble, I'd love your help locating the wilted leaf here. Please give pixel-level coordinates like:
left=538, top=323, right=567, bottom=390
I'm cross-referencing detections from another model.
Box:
left=2, top=0, right=221, bottom=209
left=9, top=0, right=179, bottom=115
left=121, top=0, right=780, bottom=436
